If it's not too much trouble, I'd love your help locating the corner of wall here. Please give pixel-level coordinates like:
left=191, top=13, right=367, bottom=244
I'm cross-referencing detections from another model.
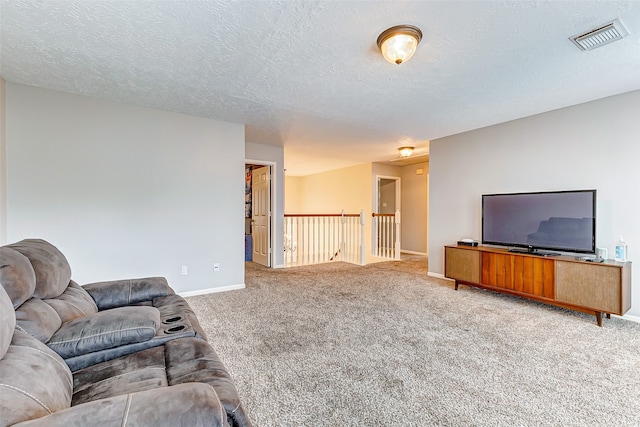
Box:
left=0, top=78, right=7, bottom=244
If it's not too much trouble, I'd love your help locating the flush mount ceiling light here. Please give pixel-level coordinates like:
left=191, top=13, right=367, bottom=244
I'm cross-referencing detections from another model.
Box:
left=398, top=146, right=414, bottom=157
left=377, top=25, right=423, bottom=65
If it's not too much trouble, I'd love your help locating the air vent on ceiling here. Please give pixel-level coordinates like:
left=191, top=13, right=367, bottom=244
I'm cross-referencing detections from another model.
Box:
left=570, top=19, right=629, bottom=51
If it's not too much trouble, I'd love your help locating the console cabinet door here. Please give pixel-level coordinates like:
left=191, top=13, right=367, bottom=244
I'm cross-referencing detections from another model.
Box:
left=482, top=253, right=554, bottom=298
left=445, top=247, right=480, bottom=284
left=556, top=261, right=622, bottom=314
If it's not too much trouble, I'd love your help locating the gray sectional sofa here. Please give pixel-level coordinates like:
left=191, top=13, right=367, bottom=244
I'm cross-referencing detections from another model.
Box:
left=0, top=239, right=252, bottom=426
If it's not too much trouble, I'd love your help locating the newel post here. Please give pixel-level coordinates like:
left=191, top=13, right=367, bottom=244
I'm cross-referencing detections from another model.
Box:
left=395, top=209, right=401, bottom=260
left=360, top=209, right=366, bottom=265
left=340, top=209, right=345, bottom=262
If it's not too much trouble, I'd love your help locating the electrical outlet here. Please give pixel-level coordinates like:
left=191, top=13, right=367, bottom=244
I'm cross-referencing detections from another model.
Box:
left=181, top=266, right=188, bottom=275
left=213, top=263, right=220, bottom=272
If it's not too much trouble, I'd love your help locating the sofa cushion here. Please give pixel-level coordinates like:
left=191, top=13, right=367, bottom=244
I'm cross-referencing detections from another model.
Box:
left=16, top=297, right=63, bottom=343
left=165, top=337, right=251, bottom=427
left=7, top=239, right=72, bottom=299
left=45, top=281, right=99, bottom=323
left=71, top=338, right=248, bottom=426
left=0, top=246, right=37, bottom=308
left=0, top=330, right=73, bottom=426
left=17, top=383, right=226, bottom=427
left=0, top=286, right=15, bottom=358
left=63, top=314, right=197, bottom=372
left=72, top=346, right=168, bottom=406
left=48, top=306, right=161, bottom=359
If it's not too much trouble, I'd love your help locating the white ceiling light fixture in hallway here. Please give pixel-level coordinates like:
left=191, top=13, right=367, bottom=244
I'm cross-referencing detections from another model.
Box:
left=398, top=146, right=415, bottom=157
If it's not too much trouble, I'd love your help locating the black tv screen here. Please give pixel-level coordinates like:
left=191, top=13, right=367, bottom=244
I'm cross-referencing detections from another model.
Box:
left=482, top=190, right=596, bottom=254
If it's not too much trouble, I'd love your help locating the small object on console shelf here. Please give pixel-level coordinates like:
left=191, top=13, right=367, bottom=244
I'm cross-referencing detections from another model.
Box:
left=457, top=239, right=479, bottom=247
left=574, top=256, right=605, bottom=263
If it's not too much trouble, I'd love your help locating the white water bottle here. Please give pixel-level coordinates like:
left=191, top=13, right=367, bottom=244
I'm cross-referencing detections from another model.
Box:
left=614, top=236, right=628, bottom=262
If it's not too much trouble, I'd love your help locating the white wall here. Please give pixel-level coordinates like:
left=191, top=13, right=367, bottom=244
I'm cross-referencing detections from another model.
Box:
left=245, top=142, right=285, bottom=268
left=297, top=163, right=372, bottom=214
left=0, top=78, right=6, bottom=245
left=284, top=175, right=301, bottom=213
left=429, top=90, right=640, bottom=317
left=401, top=162, right=429, bottom=254
left=5, top=83, right=245, bottom=293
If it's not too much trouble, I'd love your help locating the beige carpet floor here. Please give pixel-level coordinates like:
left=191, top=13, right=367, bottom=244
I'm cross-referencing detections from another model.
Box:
left=187, top=257, right=640, bottom=426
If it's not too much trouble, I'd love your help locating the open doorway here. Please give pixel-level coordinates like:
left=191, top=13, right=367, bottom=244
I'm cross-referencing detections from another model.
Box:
left=378, top=177, right=400, bottom=214
left=245, top=162, right=275, bottom=268
left=373, top=175, right=401, bottom=257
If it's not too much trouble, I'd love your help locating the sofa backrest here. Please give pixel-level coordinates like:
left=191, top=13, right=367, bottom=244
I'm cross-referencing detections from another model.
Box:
left=0, top=285, right=74, bottom=427
left=0, top=284, right=15, bottom=360
left=46, top=280, right=99, bottom=322
left=0, top=246, right=37, bottom=308
left=6, top=239, right=72, bottom=299
left=1, top=240, right=99, bottom=344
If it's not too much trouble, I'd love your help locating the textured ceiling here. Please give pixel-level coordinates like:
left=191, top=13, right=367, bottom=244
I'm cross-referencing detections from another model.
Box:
left=1, top=1, right=639, bottom=175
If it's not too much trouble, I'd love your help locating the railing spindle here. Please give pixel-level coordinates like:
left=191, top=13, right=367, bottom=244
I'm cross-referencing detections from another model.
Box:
left=298, top=217, right=301, bottom=265
left=384, top=216, right=389, bottom=258
left=323, top=217, right=327, bottom=263
left=302, top=216, right=306, bottom=265
left=375, top=216, right=379, bottom=257
left=395, top=209, right=401, bottom=260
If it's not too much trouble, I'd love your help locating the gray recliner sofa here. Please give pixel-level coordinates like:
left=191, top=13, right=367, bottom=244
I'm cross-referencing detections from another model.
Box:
left=0, top=239, right=252, bottom=427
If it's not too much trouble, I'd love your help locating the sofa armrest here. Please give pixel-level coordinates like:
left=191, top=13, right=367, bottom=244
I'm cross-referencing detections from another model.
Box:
left=13, top=383, right=229, bottom=427
left=82, top=277, right=175, bottom=310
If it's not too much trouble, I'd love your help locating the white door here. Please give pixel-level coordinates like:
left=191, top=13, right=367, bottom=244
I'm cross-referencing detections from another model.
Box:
left=251, top=166, right=271, bottom=267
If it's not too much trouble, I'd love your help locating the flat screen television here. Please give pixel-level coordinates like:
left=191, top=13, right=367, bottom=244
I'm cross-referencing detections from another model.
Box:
left=482, top=189, right=596, bottom=256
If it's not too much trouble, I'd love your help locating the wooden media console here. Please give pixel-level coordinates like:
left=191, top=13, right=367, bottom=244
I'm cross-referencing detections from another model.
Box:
left=444, top=245, right=631, bottom=326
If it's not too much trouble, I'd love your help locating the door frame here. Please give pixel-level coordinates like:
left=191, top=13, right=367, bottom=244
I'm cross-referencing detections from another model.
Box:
left=373, top=175, right=401, bottom=255
left=246, top=159, right=277, bottom=268
left=376, top=175, right=401, bottom=214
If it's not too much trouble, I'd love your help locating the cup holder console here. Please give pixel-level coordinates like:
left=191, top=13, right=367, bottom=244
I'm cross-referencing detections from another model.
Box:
left=164, top=324, right=187, bottom=334
left=157, top=311, right=194, bottom=338
left=162, top=316, right=183, bottom=324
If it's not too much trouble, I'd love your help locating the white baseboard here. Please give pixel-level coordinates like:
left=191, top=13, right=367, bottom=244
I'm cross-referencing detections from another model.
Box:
left=401, top=250, right=428, bottom=256
left=179, top=283, right=245, bottom=297
left=428, top=271, right=452, bottom=281
left=616, top=313, right=640, bottom=324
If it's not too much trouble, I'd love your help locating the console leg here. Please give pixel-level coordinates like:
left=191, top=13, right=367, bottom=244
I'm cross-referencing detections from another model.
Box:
left=454, top=281, right=459, bottom=291
left=606, top=313, right=611, bottom=319
left=595, top=311, right=603, bottom=327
